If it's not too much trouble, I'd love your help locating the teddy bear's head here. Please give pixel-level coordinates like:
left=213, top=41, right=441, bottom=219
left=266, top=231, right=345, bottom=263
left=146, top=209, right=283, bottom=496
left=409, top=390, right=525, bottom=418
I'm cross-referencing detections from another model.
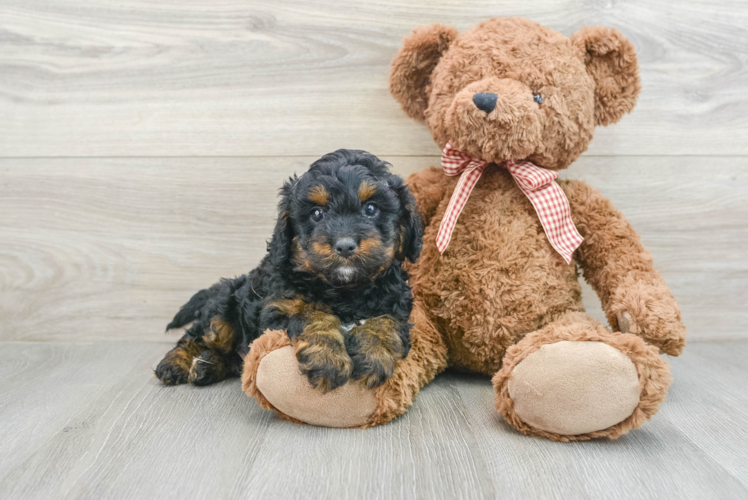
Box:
left=390, top=17, right=640, bottom=170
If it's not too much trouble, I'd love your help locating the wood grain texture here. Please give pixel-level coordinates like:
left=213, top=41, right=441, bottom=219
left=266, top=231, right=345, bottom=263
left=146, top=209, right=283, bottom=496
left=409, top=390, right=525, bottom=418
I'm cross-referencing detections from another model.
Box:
left=1, top=156, right=745, bottom=342
left=452, top=341, right=748, bottom=499
left=657, top=342, right=748, bottom=486
left=2, top=0, right=747, bottom=157
left=0, top=341, right=745, bottom=499
left=561, top=158, right=748, bottom=339
left=2, top=1, right=745, bottom=497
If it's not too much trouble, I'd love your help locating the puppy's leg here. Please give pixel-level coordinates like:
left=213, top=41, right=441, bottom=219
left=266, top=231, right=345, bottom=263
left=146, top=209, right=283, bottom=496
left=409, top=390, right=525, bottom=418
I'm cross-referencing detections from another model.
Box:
left=347, top=316, right=405, bottom=389
left=262, top=299, right=353, bottom=393
left=155, top=336, right=203, bottom=385
left=188, top=317, right=243, bottom=386
left=156, top=317, right=242, bottom=386
left=242, top=301, right=447, bottom=428
left=187, top=349, right=244, bottom=386
left=294, top=311, right=354, bottom=393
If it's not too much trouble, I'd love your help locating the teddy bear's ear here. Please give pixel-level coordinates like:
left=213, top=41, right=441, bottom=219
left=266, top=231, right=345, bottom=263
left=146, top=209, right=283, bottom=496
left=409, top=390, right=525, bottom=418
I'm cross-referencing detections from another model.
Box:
left=389, top=24, right=458, bottom=121
left=572, top=26, right=641, bottom=126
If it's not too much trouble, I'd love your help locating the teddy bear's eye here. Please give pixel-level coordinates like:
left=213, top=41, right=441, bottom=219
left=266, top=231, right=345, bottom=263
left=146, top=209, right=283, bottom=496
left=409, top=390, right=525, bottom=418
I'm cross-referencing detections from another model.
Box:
left=533, top=94, right=544, bottom=105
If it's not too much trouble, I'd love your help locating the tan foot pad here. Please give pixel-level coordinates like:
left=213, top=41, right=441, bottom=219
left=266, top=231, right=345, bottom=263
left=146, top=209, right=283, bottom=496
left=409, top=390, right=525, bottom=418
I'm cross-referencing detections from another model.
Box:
left=508, top=341, right=640, bottom=436
left=256, top=346, right=377, bottom=428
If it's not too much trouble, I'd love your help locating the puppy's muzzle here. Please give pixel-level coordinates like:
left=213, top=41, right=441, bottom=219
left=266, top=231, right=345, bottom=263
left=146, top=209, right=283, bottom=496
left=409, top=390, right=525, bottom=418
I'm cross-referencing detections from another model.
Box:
left=334, top=238, right=358, bottom=258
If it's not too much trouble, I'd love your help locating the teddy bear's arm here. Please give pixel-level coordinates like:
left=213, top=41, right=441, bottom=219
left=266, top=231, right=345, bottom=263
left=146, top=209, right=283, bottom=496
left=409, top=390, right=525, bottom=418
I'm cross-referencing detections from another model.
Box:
left=563, top=179, right=686, bottom=356
left=405, top=166, right=451, bottom=227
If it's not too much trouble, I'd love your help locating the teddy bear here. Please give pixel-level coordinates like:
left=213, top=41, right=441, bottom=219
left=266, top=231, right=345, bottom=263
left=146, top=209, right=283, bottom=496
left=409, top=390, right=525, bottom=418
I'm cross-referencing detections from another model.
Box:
left=241, top=17, right=686, bottom=441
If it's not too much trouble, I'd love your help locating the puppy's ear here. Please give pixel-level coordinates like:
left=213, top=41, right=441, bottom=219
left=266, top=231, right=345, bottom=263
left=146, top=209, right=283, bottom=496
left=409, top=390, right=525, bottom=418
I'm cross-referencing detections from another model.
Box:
left=572, top=26, right=641, bottom=126
left=389, top=24, right=458, bottom=121
left=267, top=177, right=297, bottom=267
left=392, top=179, right=423, bottom=263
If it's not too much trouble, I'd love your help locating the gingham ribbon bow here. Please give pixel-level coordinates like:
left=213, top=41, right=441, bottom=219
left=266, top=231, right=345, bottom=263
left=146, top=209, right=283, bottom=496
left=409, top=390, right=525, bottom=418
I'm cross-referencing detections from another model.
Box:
left=436, top=142, right=583, bottom=263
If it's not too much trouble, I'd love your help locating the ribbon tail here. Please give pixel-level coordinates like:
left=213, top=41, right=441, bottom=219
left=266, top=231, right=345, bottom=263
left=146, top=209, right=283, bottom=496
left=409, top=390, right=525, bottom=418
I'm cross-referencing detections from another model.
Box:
left=545, top=213, right=583, bottom=264
left=513, top=178, right=583, bottom=264
left=435, top=165, right=485, bottom=253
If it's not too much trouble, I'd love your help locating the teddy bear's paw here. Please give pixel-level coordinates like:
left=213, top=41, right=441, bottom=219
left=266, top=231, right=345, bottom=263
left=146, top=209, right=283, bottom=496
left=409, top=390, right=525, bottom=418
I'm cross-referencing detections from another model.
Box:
left=623, top=306, right=686, bottom=357
left=347, top=317, right=405, bottom=389
left=611, top=278, right=687, bottom=356
left=617, top=311, right=635, bottom=334
left=255, top=345, right=378, bottom=428
left=497, top=340, right=648, bottom=440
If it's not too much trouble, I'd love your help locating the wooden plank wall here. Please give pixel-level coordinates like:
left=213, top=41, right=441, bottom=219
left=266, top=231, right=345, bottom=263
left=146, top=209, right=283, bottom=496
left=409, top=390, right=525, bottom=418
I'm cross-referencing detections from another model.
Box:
left=1, top=0, right=746, bottom=342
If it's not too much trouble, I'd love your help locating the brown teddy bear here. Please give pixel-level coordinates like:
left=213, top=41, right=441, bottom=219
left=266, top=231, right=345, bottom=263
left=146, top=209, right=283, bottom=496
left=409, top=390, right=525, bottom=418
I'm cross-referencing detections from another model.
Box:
left=241, top=17, right=686, bottom=441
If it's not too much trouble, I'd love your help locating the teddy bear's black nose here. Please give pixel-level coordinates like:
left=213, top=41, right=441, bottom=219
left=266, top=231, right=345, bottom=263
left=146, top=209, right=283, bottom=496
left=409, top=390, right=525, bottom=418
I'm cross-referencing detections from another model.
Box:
left=472, top=92, right=498, bottom=113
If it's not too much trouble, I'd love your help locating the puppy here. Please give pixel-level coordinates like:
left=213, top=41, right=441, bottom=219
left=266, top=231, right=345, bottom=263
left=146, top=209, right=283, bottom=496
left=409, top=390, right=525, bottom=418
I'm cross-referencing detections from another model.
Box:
left=156, top=149, right=422, bottom=392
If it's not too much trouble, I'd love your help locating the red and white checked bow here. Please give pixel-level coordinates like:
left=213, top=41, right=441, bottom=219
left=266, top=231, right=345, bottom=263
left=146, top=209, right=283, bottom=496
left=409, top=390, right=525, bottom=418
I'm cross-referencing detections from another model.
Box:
left=436, top=142, right=583, bottom=263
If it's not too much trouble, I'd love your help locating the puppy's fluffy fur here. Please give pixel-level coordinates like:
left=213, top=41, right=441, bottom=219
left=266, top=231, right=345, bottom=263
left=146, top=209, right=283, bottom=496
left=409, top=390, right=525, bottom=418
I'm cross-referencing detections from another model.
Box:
left=156, top=150, right=422, bottom=391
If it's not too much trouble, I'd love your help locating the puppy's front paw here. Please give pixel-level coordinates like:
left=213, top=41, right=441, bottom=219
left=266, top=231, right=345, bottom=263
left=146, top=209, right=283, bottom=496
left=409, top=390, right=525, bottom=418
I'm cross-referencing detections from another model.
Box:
left=296, top=340, right=353, bottom=393
left=348, top=317, right=404, bottom=389
left=295, top=312, right=353, bottom=393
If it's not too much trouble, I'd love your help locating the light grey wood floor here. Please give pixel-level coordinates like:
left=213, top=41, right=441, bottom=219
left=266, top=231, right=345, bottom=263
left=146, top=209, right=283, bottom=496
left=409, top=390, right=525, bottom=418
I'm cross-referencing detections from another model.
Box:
left=0, top=341, right=746, bottom=500
left=2, top=0, right=748, bottom=498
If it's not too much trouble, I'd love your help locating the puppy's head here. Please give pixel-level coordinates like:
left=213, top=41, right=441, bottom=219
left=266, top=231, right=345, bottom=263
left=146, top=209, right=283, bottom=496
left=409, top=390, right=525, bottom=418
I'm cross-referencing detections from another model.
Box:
left=268, top=150, right=422, bottom=287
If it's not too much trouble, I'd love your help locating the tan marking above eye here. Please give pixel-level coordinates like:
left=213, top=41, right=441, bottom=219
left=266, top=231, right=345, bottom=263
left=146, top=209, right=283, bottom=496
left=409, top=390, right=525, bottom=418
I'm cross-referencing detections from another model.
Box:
left=358, top=181, right=376, bottom=201
left=308, top=185, right=329, bottom=206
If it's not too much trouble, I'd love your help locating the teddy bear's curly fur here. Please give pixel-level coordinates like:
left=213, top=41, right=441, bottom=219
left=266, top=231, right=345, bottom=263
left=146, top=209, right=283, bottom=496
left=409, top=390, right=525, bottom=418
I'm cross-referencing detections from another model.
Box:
left=241, top=17, right=686, bottom=441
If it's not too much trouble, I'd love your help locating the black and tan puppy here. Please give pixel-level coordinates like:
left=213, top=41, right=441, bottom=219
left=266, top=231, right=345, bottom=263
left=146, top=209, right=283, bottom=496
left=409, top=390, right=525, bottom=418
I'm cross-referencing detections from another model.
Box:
left=156, top=149, right=422, bottom=392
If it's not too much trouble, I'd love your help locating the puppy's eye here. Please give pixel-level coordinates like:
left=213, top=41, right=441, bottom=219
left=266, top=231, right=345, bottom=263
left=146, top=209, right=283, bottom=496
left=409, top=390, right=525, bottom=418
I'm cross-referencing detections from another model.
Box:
left=363, top=202, right=379, bottom=217
left=533, top=93, right=544, bottom=105
left=310, top=208, right=325, bottom=223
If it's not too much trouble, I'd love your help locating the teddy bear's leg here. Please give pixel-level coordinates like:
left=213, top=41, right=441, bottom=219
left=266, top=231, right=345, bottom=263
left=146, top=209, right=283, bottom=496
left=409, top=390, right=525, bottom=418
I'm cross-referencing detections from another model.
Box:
left=241, top=301, right=448, bottom=428
left=364, top=301, right=448, bottom=427
left=492, top=311, right=671, bottom=442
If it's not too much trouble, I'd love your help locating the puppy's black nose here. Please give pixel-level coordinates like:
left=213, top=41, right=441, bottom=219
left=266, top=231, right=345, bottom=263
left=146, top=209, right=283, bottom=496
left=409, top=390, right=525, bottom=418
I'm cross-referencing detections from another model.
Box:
left=473, top=92, right=498, bottom=113
left=334, top=238, right=358, bottom=258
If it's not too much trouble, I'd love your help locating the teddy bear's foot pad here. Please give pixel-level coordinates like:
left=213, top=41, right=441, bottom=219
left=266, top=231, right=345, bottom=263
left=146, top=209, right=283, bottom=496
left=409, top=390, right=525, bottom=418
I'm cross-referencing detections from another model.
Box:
left=256, top=346, right=378, bottom=428
left=507, top=341, right=640, bottom=436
